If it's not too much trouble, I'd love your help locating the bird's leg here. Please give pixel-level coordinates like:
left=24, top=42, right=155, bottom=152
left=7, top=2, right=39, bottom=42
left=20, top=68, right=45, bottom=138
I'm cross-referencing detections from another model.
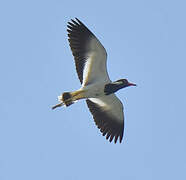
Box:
left=52, top=89, right=85, bottom=109
left=52, top=102, right=64, bottom=110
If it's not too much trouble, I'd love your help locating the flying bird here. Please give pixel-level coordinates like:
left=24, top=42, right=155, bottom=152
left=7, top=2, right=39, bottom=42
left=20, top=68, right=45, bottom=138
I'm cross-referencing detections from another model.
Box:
left=52, top=18, right=136, bottom=143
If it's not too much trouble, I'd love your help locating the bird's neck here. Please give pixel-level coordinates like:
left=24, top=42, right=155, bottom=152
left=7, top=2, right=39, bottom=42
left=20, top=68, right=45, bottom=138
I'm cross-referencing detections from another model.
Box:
left=104, top=81, right=125, bottom=95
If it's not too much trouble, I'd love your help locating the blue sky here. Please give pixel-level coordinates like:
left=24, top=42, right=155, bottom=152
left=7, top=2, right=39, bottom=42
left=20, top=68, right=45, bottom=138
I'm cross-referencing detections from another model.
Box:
left=0, top=0, right=186, bottom=179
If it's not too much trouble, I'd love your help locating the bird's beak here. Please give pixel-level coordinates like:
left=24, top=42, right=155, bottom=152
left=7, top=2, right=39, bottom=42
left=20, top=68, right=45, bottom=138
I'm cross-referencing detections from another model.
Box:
left=128, top=82, right=137, bottom=86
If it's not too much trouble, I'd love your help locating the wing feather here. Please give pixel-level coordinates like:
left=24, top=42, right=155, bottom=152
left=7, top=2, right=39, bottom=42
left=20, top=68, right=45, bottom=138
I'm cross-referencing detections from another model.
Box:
left=67, top=18, right=110, bottom=86
left=86, top=94, right=124, bottom=143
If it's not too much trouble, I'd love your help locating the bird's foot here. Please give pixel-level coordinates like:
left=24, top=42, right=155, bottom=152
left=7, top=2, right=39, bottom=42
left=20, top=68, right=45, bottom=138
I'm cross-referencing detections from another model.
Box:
left=51, top=94, right=64, bottom=110
left=52, top=102, right=64, bottom=110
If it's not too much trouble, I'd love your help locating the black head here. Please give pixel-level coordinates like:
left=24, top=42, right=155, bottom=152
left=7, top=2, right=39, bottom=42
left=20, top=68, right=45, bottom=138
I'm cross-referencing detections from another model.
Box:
left=116, top=79, right=136, bottom=88
left=104, top=79, right=136, bottom=95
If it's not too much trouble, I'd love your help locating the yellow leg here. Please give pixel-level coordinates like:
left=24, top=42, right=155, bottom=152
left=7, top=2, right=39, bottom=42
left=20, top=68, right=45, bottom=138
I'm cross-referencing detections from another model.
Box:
left=52, top=102, right=64, bottom=110
left=52, top=89, right=86, bottom=109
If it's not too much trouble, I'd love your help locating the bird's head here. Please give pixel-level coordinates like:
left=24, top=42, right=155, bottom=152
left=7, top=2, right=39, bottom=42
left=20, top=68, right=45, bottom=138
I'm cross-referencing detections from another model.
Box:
left=115, top=79, right=137, bottom=88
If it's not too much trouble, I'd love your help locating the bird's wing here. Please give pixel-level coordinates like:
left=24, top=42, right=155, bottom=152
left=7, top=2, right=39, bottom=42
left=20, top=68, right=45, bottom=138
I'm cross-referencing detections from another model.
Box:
left=67, top=18, right=110, bottom=86
left=86, top=94, right=124, bottom=143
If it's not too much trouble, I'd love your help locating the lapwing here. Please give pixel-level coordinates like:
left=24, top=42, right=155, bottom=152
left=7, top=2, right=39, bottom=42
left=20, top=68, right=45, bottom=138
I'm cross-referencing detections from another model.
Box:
left=52, top=18, right=136, bottom=143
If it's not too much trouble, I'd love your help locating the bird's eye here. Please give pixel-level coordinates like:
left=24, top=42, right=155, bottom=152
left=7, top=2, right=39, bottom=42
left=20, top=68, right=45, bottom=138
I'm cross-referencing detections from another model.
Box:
left=124, top=79, right=128, bottom=84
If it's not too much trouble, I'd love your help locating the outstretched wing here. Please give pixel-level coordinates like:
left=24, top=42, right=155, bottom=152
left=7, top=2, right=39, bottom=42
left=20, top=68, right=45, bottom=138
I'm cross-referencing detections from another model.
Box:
left=67, top=18, right=110, bottom=86
left=86, top=94, right=124, bottom=143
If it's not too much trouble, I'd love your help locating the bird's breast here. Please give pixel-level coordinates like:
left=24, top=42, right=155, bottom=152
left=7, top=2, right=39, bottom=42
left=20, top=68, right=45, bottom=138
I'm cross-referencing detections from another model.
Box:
left=81, top=82, right=108, bottom=98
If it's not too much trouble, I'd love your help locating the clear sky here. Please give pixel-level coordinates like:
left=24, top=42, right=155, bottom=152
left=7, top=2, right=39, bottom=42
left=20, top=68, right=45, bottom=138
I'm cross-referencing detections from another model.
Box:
left=0, top=0, right=186, bottom=179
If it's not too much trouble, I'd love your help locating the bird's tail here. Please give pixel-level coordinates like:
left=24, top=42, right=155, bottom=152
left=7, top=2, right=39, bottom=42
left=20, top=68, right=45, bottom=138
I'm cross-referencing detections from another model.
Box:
left=52, top=90, right=85, bottom=109
left=61, top=92, right=74, bottom=107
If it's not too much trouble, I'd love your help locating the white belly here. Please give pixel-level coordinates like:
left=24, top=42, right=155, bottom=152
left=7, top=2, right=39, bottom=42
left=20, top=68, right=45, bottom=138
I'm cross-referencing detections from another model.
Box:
left=80, top=82, right=109, bottom=98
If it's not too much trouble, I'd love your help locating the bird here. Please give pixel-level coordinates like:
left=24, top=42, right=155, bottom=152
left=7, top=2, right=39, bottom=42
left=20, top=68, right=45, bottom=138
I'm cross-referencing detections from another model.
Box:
left=52, top=18, right=136, bottom=143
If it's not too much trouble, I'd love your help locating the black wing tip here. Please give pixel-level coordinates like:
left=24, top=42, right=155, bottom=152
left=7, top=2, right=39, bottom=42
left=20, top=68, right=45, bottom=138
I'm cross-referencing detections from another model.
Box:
left=67, top=18, right=88, bottom=33
left=102, top=131, right=123, bottom=144
left=75, top=17, right=81, bottom=23
left=67, top=18, right=82, bottom=26
left=100, top=124, right=124, bottom=143
left=86, top=99, right=124, bottom=144
left=67, top=18, right=86, bottom=34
